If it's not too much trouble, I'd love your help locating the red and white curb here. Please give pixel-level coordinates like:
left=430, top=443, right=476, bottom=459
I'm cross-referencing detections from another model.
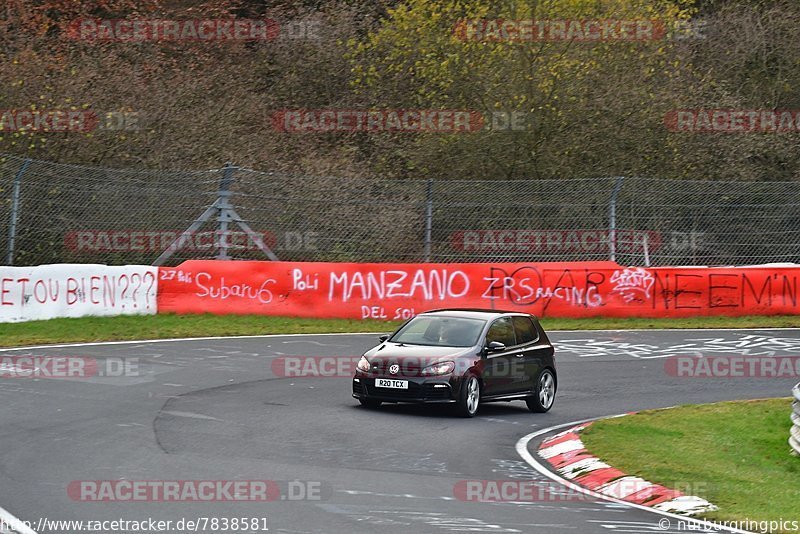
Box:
left=537, top=421, right=718, bottom=516
left=0, top=504, right=35, bottom=534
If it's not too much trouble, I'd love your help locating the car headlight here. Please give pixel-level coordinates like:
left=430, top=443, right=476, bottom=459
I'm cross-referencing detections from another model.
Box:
left=356, top=356, right=371, bottom=373
left=421, top=361, right=455, bottom=376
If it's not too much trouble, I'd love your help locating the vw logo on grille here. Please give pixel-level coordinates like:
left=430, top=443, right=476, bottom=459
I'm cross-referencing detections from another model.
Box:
left=389, top=364, right=400, bottom=375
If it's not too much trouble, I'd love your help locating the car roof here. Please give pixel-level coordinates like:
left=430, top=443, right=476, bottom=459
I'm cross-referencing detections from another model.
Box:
left=420, top=308, right=532, bottom=320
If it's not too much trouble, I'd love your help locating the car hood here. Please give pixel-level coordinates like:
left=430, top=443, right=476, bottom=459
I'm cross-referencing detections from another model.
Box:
left=365, top=343, right=473, bottom=359
left=363, top=343, right=475, bottom=372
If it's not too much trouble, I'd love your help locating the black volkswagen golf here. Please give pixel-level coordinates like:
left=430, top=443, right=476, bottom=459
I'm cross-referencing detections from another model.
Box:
left=352, top=309, right=556, bottom=417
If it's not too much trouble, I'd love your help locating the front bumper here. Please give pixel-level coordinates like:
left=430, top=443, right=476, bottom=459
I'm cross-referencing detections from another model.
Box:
left=352, top=375, right=458, bottom=403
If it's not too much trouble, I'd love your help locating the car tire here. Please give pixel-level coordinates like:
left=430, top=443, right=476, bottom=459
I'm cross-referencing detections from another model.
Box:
left=456, top=375, right=481, bottom=418
left=526, top=368, right=556, bottom=413
left=358, top=398, right=382, bottom=408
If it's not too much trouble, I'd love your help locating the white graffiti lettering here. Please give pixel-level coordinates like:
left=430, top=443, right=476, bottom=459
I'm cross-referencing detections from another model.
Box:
left=481, top=277, right=603, bottom=307
left=328, top=269, right=469, bottom=302
left=610, top=267, right=654, bottom=303
left=194, top=272, right=275, bottom=304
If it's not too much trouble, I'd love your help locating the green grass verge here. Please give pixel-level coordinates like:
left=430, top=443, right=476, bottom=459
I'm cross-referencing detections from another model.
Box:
left=0, top=314, right=398, bottom=347
left=581, top=399, right=800, bottom=529
left=1, top=313, right=799, bottom=348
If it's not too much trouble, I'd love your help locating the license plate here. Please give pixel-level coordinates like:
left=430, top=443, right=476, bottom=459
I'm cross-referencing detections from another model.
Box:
left=375, top=378, right=408, bottom=389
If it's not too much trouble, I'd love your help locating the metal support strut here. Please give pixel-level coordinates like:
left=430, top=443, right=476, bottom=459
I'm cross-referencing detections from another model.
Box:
left=153, top=163, right=279, bottom=266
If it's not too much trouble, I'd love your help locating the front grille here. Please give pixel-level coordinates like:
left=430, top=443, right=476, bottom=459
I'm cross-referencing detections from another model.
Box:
left=369, top=363, right=423, bottom=376
left=365, top=380, right=452, bottom=401
left=352, top=380, right=364, bottom=395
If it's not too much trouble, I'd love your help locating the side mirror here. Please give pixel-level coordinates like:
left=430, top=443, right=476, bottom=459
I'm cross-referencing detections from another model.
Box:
left=486, top=341, right=505, bottom=353
left=379, top=334, right=390, bottom=342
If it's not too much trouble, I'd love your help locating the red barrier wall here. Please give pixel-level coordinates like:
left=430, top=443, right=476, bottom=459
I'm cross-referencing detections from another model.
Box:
left=156, top=261, right=800, bottom=319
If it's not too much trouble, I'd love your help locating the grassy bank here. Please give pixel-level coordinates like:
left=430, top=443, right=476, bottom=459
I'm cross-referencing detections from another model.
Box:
left=1, top=313, right=799, bottom=348
left=581, top=399, right=799, bottom=529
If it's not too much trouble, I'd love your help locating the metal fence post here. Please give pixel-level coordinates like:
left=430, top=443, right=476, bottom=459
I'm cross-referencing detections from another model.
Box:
left=5, top=158, right=32, bottom=266
left=608, top=176, right=625, bottom=262
left=791, top=383, right=800, bottom=457
left=215, top=162, right=235, bottom=260
left=423, top=178, right=433, bottom=262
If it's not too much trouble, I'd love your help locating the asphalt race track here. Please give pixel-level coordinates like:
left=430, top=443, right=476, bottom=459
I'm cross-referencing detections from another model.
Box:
left=1, top=329, right=798, bottom=534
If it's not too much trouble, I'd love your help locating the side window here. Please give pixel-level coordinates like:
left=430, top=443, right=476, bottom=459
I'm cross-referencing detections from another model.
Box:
left=486, top=317, right=516, bottom=347
left=512, top=316, right=539, bottom=345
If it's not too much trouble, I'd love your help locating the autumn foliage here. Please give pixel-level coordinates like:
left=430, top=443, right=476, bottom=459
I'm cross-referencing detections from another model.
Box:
left=2, top=0, right=800, bottom=182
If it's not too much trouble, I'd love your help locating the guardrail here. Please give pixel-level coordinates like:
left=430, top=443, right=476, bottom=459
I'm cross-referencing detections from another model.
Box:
left=792, top=383, right=800, bottom=457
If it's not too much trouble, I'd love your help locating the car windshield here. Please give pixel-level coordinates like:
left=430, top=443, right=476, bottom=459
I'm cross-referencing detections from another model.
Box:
left=390, top=316, right=486, bottom=347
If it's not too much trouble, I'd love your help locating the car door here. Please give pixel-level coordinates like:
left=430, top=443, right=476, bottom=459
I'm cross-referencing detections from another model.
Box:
left=481, top=317, right=521, bottom=397
left=511, top=315, right=545, bottom=394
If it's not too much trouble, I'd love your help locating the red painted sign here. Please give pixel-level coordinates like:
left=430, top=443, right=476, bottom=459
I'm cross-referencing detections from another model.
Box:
left=157, top=261, right=800, bottom=319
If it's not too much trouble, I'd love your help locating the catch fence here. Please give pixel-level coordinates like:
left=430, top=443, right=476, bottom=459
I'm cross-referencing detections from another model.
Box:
left=2, top=153, right=799, bottom=267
